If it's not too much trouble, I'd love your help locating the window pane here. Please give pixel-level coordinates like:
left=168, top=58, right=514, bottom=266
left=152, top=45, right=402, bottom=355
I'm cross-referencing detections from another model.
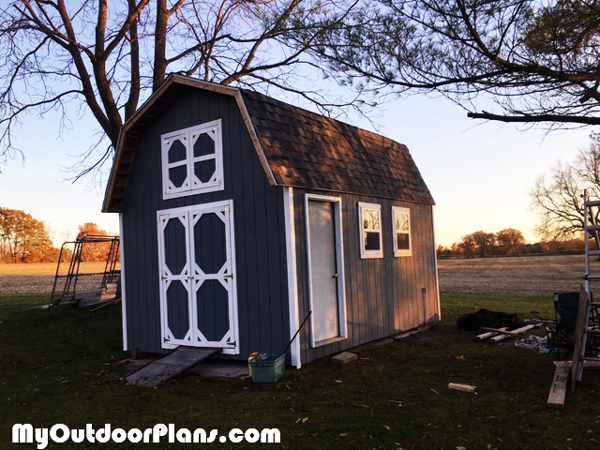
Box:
left=168, top=139, right=187, bottom=163
left=364, top=231, right=381, bottom=251
left=362, top=209, right=380, bottom=230
left=169, top=165, right=187, bottom=188
left=193, top=133, right=215, bottom=157
left=395, top=212, right=409, bottom=232
left=397, top=233, right=410, bottom=250
left=194, top=159, right=216, bottom=184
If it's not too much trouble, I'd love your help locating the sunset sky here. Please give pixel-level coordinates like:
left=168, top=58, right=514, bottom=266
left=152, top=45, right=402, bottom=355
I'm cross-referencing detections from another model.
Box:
left=2, top=90, right=592, bottom=249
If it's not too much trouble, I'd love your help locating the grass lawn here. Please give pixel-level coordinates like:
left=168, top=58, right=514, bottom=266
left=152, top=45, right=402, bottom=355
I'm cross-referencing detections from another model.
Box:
left=1, top=292, right=599, bottom=449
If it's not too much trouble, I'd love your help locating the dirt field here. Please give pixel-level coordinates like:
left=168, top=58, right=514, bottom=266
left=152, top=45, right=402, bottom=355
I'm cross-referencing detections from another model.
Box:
left=0, top=262, right=116, bottom=294
left=0, top=263, right=58, bottom=294
left=0, top=254, right=591, bottom=296
left=438, top=254, right=588, bottom=297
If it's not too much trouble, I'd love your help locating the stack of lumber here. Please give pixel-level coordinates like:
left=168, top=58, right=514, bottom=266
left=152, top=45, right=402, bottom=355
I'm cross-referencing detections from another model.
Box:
left=77, top=283, right=119, bottom=309
left=476, top=324, right=535, bottom=342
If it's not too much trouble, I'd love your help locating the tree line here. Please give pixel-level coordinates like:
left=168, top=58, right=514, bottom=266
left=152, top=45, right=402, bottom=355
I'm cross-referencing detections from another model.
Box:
left=437, top=228, right=585, bottom=259
left=0, top=208, right=112, bottom=263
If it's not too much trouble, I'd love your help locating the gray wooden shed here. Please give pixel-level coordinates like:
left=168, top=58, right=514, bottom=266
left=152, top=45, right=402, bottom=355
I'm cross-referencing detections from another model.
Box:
left=103, top=74, right=440, bottom=367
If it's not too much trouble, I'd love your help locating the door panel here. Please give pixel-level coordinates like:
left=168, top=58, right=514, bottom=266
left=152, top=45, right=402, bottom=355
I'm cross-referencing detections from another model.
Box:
left=195, top=280, right=230, bottom=342
left=165, top=280, right=191, bottom=342
left=308, top=199, right=341, bottom=344
left=189, top=206, right=236, bottom=349
left=158, top=210, right=192, bottom=346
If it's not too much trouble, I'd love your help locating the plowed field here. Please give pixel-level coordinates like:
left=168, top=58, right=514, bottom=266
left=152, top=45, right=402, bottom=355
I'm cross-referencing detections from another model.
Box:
left=0, top=254, right=591, bottom=296
left=0, top=263, right=57, bottom=293
left=438, top=254, right=587, bottom=297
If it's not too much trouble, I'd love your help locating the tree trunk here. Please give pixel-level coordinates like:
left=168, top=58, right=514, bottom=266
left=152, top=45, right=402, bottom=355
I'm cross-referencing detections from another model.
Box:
left=153, top=0, right=169, bottom=92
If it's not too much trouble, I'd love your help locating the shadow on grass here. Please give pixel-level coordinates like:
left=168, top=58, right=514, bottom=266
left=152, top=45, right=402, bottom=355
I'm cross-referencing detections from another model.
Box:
left=1, top=292, right=599, bottom=449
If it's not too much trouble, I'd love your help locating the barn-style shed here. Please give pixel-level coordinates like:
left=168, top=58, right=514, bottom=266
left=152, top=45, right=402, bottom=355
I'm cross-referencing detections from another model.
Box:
left=103, top=74, right=440, bottom=368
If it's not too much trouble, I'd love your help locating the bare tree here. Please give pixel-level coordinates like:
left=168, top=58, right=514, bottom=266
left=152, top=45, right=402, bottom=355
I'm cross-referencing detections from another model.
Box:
left=496, top=228, right=526, bottom=256
left=0, top=0, right=364, bottom=179
left=530, top=133, right=600, bottom=241
left=314, top=0, right=600, bottom=127
left=458, top=233, right=476, bottom=258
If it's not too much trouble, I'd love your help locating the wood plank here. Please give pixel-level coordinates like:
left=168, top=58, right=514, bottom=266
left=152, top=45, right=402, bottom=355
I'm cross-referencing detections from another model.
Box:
left=448, top=383, right=477, bottom=394
left=100, top=283, right=118, bottom=301
left=491, top=333, right=512, bottom=342
left=480, top=324, right=535, bottom=336
left=570, top=286, right=589, bottom=392
left=489, top=324, right=536, bottom=342
left=477, top=327, right=508, bottom=340
left=74, top=288, right=103, bottom=300
left=548, top=361, right=571, bottom=407
left=125, top=347, right=221, bottom=387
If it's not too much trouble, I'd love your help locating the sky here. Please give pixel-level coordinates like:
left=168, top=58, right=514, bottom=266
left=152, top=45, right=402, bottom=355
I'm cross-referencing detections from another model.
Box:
left=1, top=87, right=592, bottom=249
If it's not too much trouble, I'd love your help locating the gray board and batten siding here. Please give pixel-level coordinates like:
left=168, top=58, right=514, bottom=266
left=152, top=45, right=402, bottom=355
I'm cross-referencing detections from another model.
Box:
left=116, top=86, right=290, bottom=358
left=103, top=74, right=440, bottom=367
left=291, top=190, right=439, bottom=364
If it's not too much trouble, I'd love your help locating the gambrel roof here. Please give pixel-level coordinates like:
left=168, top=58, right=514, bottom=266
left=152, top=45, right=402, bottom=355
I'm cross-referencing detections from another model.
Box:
left=103, top=74, right=434, bottom=213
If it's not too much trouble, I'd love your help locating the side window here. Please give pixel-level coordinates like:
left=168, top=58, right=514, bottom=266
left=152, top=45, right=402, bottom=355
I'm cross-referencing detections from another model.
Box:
left=359, top=202, right=383, bottom=259
left=393, top=206, right=412, bottom=257
left=161, top=119, right=223, bottom=199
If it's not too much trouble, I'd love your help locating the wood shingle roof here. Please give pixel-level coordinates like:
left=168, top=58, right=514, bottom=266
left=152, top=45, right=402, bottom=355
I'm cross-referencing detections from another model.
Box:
left=103, top=75, right=434, bottom=212
left=241, top=89, right=434, bottom=205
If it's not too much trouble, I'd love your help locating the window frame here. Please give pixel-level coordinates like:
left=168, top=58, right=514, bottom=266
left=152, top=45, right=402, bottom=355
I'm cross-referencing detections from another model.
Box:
left=392, top=206, right=412, bottom=257
left=161, top=119, right=224, bottom=200
left=358, top=202, right=384, bottom=259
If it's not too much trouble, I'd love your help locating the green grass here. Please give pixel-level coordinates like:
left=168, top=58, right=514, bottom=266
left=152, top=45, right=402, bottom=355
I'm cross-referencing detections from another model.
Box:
left=1, top=292, right=599, bottom=449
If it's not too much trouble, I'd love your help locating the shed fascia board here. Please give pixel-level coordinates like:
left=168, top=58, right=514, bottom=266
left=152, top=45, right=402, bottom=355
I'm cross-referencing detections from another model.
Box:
left=234, top=92, right=278, bottom=187
left=277, top=184, right=435, bottom=207
left=102, top=74, right=277, bottom=212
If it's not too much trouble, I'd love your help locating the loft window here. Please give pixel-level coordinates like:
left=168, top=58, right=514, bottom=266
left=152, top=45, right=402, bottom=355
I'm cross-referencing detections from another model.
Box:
left=161, top=119, right=223, bottom=199
left=393, top=206, right=412, bottom=257
left=359, top=202, right=383, bottom=259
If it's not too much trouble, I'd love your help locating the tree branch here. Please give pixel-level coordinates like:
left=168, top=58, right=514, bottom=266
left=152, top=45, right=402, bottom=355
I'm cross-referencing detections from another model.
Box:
left=468, top=111, right=600, bottom=125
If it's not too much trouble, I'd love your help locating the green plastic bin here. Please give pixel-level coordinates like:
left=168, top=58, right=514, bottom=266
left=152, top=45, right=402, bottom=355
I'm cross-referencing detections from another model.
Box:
left=249, top=353, right=285, bottom=383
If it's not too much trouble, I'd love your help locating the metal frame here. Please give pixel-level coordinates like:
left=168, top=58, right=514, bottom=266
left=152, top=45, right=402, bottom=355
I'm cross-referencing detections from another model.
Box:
left=50, top=234, right=121, bottom=306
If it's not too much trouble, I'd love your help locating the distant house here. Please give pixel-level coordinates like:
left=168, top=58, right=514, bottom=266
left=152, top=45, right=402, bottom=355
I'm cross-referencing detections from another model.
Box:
left=102, top=74, right=440, bottom=368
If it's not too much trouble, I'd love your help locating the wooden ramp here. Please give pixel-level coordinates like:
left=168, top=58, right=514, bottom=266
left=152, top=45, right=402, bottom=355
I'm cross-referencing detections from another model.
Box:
left=125, top=347, right=221, bottom=387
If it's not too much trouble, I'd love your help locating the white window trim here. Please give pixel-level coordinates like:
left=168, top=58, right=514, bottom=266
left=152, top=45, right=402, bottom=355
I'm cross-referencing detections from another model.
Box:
left=358, top=202, right=383, bottom=259
left=161, top=119, right=224, bottom=200
left=393, top=206, right=412, bottom=257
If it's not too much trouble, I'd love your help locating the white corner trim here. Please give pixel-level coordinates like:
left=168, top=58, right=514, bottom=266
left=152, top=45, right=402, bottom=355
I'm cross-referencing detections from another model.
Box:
left=432, top=206, right=442, bottom=320
left=283, top=187, right=301, bottom=368
left=118, top=213, right=128, bottom=351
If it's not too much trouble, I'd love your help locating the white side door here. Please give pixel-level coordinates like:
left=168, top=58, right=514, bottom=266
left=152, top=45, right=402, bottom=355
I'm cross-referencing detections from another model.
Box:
left=306, top=195, right=347, bottom=346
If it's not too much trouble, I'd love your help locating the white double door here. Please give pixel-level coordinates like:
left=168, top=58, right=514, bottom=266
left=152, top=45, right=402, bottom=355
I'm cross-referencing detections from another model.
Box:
left=157, top=201, right=238, bottom=354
